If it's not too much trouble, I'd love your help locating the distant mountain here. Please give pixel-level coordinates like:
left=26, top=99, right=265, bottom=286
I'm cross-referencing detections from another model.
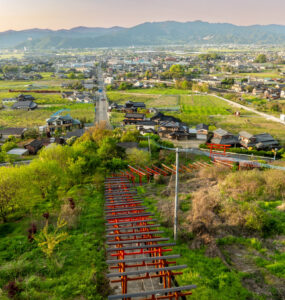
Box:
left=1, top=21, right=285, bottom=49
left=0, top=26, right=125, bottom=48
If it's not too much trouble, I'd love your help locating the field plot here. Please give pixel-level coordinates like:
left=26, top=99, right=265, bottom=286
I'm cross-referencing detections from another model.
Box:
left=0, top=80, right=68, bottom=91
left=0, top=92, right=70, bottom=105
left=107, top=91, right=179, bottom=107
left=125, top=88, right=192, bottom=95
left=181, top=94, right=233, bottom=115
left=0, top=104, right=94, bottom=128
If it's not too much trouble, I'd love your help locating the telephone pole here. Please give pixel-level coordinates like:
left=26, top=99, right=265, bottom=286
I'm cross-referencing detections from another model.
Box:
left=174, top=148, right=179, bottom=241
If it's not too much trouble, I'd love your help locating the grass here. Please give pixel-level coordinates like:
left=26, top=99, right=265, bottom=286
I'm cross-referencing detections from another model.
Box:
left=0, top=184, right=108, bottom=299
left=107, top=91, right=179, bottom=108
left=139, top=188, right=260, bottom=300
left=0, top=92, right=70, bottom=105
left=120, top=88, right=192, bottom=95
left=0, top=80, right=67, bottom=91
left=181, top=94, right=232, bottom=116
left=0, top=103, right=94, bottom=127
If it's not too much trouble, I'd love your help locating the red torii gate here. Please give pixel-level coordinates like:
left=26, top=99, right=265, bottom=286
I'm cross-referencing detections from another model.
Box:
left=128, top=165, right=147, bottom=185
left=207, top=143, right=231, bottom=159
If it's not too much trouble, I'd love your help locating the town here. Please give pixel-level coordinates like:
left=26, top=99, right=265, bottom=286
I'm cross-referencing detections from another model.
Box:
left=1, top=46, right=285, bottom=163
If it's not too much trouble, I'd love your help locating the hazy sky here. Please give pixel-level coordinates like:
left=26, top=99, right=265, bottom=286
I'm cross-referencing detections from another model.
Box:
left=0, top=0, right=284, bottom=31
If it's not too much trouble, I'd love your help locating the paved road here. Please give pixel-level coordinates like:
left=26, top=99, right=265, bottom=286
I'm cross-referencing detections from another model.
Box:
left=95, top=67, right=112, bottom=129
left=212, top=94, right=285, bottom=126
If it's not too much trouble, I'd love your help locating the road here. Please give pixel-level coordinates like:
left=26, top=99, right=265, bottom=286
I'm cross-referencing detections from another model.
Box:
left=211, top=94, right=285, bottom=126
left=95, top=66, right=112, bottom=129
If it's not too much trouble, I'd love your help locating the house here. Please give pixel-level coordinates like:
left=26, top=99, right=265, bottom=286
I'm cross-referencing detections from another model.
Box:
left=64, top=128, right=85, bottom=139
left=105, top=77, right=114, bottom=84
left=24, top=139, right=43, bottom=154
left=196, top=124, right=209, bottom=140
left=135, top=120, right=156, bottom=132
left=124, top=101, right=146, bottom=112
left=150, top=112, right=181, bottom=124
left=158, top=121, right=190, bottom=140
left=62, top=92, right=74, bottom=98
left=133, top=81, right=143, bottom=88
left=46, top=114, right=81, bottom=133
left=0, top=128, right=26, bottom=141
left=17, top=94, right=35, bottom=101
left=254, top=133, right=279, bottom=150
left=12, top=101, right=37, bottom=110
left=123, top=113, right=145, bottom=125
left=239, top=131, right=256, bottom=148
left=211, top=128, right=239, bottom=147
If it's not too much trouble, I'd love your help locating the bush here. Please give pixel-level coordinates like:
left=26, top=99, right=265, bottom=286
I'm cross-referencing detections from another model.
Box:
left=2, top=141, right=17, bottom=153
left=127, top=148, right=151, bottom=166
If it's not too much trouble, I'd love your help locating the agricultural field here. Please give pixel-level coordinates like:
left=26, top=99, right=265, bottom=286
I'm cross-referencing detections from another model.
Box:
left=124, top=88, right=192, bottom=95
left=0, top=92, right=70, bottom=105
left=107, top=91, right=179, bottom=107
left=0, top=104, right=94, bottom=128
left=107, top=90, right=285, bottom=143
left=0, top=79, right=68, bottom=91
left=180, top=94, right=233, bottom=116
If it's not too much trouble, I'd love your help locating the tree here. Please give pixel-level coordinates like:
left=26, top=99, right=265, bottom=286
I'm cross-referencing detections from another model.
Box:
left=67, top=72, right=76, bottom=79
left=97, top=137, right=121, bottom=161
left=169, top=64, right=184, bottom=79
left=127, top=148, right=151, bottom=167
left=2, top=141, right=17, bottom=152
left=221, top=78, right=235, bottom=87
left=145, top=70, right=152, bottom=79
left=28, top=160, right=63, bottom=202
left=24, top=128, right=39, bottom=139
left=118, top=82, right=133, bottom=90
left=254, top=54, right=267, bottom=63
left=3, top=65, right=18, bottom=74
left=0, top=167, right=24, bottom=222
left=120, top=129, right=140, bottom=143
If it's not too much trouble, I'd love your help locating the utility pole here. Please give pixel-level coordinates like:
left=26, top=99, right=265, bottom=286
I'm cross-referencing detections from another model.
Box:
left=174, top=148, right=179, bottom=241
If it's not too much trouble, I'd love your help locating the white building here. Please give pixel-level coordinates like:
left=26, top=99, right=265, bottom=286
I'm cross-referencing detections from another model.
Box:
left=105, top=77, right=114, bottom=85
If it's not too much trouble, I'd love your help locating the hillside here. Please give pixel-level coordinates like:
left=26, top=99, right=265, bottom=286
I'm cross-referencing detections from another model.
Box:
left=2, top=21, right=285, bottom=49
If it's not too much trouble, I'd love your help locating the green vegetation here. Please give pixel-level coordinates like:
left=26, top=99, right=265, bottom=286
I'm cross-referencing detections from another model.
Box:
left=254, top=54, right=267, bottom=63
left=0, top=124, right=145, bottom=299
left=0, top=103, right=94, bottom=127
left=181, top=94, right=232, bottom=116
left=138, top=161, right=285, bottom=299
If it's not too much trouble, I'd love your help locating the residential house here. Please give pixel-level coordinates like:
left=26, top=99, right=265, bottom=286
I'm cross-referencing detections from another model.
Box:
left=196, top=123, right=209, bottom=140
left=12, top=101, right=38, bottom=110
left=158, top=121, right=190, bottom=140
left=24, top=139, right=43, bottom=154
left=254, top=133, right=279, bottom=150
left=150, top=112, right=181, bottom=124
left=46, top=114, right=81, bottom=133
left=211, top=128, right=239, bottom=147
left=64, top=128, right=85, bottom=139
left=17, top=94, right=35, bottom=101
left=124, top=101, right=146, bottom=113
left=135, top=120, right=156, bottom=134
left=0, top=127, right=26, bottom=141
left=123, top=113, right=145, bottom=125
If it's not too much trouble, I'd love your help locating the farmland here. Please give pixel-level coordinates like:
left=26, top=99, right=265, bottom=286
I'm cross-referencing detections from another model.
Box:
left=0, top=104, right=94, bottom=128
left=108, top=90, right=285, bottom=143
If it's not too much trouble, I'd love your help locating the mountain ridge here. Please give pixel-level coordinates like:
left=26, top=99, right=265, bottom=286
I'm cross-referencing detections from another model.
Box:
left=1, top=21, right=285, bottom=49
